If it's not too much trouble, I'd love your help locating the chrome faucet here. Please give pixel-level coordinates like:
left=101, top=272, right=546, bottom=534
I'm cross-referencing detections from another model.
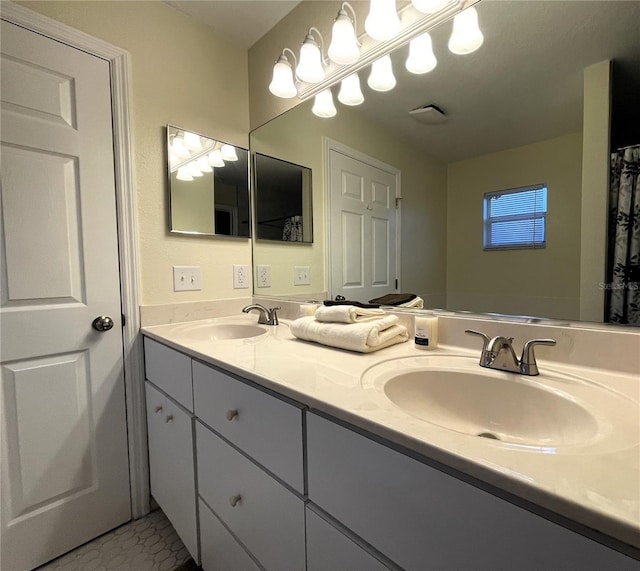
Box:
left=465, top=330, right=556, bottom=376
left=242, top=304, right=280, bottom=326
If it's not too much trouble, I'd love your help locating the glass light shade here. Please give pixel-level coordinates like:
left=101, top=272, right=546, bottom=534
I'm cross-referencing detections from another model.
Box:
left=296, top=35, right=325, bottom=83
left=187, top=161, right=203, bottom=177
left=208, top=150, right=225, bottom=167
left=406, top=32, right=437, bottom=74
left=365, top=0, right=400, bottom=41
left=183, top=131, right=202, bottom=151
left=411, top=0, right=448, bottom=14
left=171, top=136, right=190, bottom=158
left=368, top=55, right=396, bottom=91
left=176, top=166, right=193, bottom=181
left=328, top=10, right=360, bottom=65
left=448, top=7, right=484, bottom=55
left=338, top=74, right=364, bottom=106
left=312, top=89, right=337, bottom=118
left=196, top=157, right=212, bottom=173
left=221, top=144, right=239, bottom=161
left=269, top=55, right=297, bottom=98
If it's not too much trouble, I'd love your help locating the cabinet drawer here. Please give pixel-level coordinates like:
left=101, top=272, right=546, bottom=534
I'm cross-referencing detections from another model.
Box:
left=199, top=499, right=260, bottom=571
left=306, top=507, right=391, bottom=571
left=192, top=360, right=304, bottom=492
left=307, top=413, right=638, bottom=571
left=196, top=422, right=306, bottom=571
left=144, top=337, right=193, bottom=411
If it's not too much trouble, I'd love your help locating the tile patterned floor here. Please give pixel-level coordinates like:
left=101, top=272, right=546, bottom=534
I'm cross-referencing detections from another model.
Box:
left=37, top=509, right=194, bottom=571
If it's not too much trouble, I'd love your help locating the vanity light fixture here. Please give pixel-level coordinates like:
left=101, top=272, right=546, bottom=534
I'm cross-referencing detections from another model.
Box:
left=296, top=28, right=327, bottom=84
left=406, top=32, right=437, bottom=74
left=187, top=161, right=203, bottom=177
left=338, top=73, right=364, bottom=105
left=269, top=48, right=298, bottom=98
left=171, top=134, right=190, bottom=159
left=365, top=0, right=401, bottom=42
left=183, top=131, right=203, bottom=151
left=196, top=156, right=213, bottom=173
left=208, top=149, right=225, bottom=167
left=448, top=6, right=483, bottom=55
left=221, top=144, right=239, bottom=161
left=176, top=166, right=194, bottom=182
left=312, top=88, right=337, bottom=118
left=328, top=3, right=360, bottom=66
left=368, top=54, right=396, bottom=91
left=411, top=0, right=450, bottom=15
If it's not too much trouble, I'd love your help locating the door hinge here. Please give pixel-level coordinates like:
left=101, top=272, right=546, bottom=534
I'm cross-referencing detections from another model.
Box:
left=395, top=197, right=403, bottom=208
left=121, top=314, right=126, bottom=327
left=395, top=279, right=398, bottom=289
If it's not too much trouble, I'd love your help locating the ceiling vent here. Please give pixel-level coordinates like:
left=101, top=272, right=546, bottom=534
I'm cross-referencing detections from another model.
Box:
left=409, top=104, right=447, bottom=125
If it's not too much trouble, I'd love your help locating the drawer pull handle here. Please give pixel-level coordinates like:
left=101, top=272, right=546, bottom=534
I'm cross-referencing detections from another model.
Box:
left=226, top=409, right=239, bottom=421
left=165, top=414, right=174, bottom=423
left=229, top=494, right=242, bottom=507
left=154, top=405, right=163, bottom=413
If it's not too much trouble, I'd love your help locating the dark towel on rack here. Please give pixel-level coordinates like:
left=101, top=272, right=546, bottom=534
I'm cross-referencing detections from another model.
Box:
left=368, top=293, right=417, bottom=306
left=323, top=300, right=381, bottom=309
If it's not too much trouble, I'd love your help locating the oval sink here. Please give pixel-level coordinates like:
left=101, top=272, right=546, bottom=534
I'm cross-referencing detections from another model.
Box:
left=361, top=355, right=638, bottom=450
left=176, top=322, right=267, bottom=342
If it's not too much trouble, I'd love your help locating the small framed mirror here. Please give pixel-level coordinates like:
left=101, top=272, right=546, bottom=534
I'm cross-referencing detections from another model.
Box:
left=167, top=125, right=250, bottom=237
left=253, top=152, right=313, bottom=243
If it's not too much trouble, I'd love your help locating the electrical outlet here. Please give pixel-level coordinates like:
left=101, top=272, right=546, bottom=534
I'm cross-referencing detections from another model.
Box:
left=173, top=266, right=201, bottom=291
left=294, top=266, right=310, bottom=286
left=256, top=265, right=271, bottom=288
left=233, top=264, right=250, bottom=289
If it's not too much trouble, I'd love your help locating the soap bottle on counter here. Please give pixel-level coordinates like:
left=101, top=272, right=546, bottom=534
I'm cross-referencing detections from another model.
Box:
left=414, top=314, right=438, bottom=350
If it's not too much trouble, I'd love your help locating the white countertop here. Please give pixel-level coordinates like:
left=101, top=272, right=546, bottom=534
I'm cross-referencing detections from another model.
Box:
left=142, top=314, right=640, bottom=552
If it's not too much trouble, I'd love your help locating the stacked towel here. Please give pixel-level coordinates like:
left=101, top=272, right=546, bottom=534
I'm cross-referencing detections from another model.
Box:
left=315, top=305, right=385, bottom=323
left=289, top=313, right=408, bottom=353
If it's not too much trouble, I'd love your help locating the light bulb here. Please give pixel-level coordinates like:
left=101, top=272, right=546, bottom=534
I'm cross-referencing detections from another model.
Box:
left=171, top=136, right=190, bottom=158
left=448, top=7, right=484, bottom=55
left=406, top=32, right=437, bottom=74
left=312, top=89, right=337, bottom=118
left=296, top=33, right=325, bottom=83
left=221, top=144, right=239, bottom=161
left=328, top=9, right=360, bottom=65
left=269, top=54, right=297, bottom=98
left=208, top=149, right=225, bottom=167
left=365, top=0, right=400, bottom=41
left=368, top=55, right=396, bottom=91
left=187, top=161, right=203, bottom=177
left=196, top=157, right=212, bottom=173
left=176, top=166, right=193, bottom=181
left=411, top=0, right=449, bottom=14
left=338, top=74, right=364, bottom=106
left=183, top=131, right=202, bottom=151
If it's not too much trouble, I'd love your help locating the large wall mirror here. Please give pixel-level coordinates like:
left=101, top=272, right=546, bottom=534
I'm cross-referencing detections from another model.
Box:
left=167, top=125, right=250, bottom=238
left=249, top=0, right=640, bottom=324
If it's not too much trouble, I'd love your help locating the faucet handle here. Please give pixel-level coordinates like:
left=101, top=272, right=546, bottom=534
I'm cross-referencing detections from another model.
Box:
left=268, top=306, right=280, bottom=325
left=465, top=329, right=491, bottom=351
left=520, top=338, right=556, bottom=376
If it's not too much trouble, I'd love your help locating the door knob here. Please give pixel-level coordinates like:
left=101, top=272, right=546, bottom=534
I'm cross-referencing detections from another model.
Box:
left=92, top=316, right=114, bottom=332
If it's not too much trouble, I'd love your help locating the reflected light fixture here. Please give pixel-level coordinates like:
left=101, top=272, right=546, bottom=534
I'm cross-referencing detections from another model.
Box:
left=312, top=89, right=337, bottom=118
left=448, top=7, right=484, bottom=55
left=269, top=48, right=298, bottom=98
left=338, top=73, right=364, bottom=106
left=406, top=32, right=437, bottom=74
left=208, top=149, right=225, bottom=167
left=296, top=28, right=326, bottom=83
left=176, top=166, right=193, bottom=181
left=183, top=131, right=202, bottom=151
left=410, top=0, right=449, bottom=14
left=368, top=54, right=396, bottom=91
left=328, top=3, right=360, bottom=65
left=187, top=161, right=203, bottom=177
left=221, top=144, right=239, bottom=161
left=196, top=157, right=213, bottom=173
left=365, top=0, right=400, bottom=42
left=171, top=135, right=190, bottom=158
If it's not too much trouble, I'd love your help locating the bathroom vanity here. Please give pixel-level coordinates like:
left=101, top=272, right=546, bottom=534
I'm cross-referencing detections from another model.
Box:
left=141, top=314, right=640, bottom=570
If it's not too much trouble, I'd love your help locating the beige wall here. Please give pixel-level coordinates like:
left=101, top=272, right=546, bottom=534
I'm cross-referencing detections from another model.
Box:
left=20, top=0, right=252, bottom=306
left=251, top=99, right=448, bottom=304
left=447, top=132, right=583, bottom=319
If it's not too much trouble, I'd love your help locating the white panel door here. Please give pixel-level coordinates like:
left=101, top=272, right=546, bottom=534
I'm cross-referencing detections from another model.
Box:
left=329, top=148, right=399, bottom=302
left=0, top=21, right=130, bottom=570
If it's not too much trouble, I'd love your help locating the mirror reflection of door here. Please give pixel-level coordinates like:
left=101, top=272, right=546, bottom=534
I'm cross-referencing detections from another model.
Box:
left=328, top=142, right=401, bottom=302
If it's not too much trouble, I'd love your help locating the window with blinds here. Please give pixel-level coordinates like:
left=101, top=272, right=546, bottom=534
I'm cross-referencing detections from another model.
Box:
left=483, top=185, right=547, bottom=250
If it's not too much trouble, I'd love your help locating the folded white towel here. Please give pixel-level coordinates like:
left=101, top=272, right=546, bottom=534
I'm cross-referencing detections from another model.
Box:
left=399, top=296, right=424, bottom=309
left=289, top=314, right=408, bottom=353
left=315, top=305, right=386, bottom=323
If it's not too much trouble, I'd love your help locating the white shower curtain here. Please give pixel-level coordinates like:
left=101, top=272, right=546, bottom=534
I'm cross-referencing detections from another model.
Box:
left=607, top=145, right=640, bottom=325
